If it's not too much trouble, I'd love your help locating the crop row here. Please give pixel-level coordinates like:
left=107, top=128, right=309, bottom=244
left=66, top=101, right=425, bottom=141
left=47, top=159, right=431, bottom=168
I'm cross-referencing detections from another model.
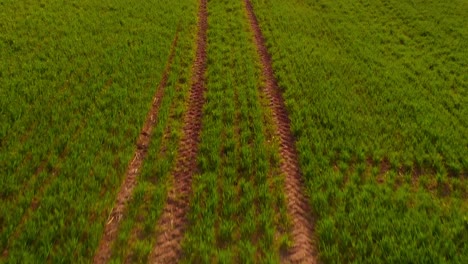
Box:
left=181, top=0, right=289, bottom=262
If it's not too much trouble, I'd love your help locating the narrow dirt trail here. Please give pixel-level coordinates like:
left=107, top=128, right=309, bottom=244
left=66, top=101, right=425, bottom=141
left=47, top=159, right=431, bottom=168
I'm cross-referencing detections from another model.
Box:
left=92, top=31, right=180, bottom=264
left=244, top=0, right=318, bottom=263
left=148, top=0, right=207, bottom=262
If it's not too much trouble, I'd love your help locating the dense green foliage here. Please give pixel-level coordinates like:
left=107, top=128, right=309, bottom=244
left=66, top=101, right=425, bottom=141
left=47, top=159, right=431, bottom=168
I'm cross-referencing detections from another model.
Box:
left=1, top=0, right=466, bottom=262
left=251, top=0, right=467, bottom=262
left=0, top=0, right=191, bottom=261
left=181, top=0, right=289, bottom=262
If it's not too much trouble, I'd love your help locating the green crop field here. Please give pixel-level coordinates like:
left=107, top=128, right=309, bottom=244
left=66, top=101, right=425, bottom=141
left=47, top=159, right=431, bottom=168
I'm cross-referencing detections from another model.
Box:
left=250, top=0, right=467, bottom=262
left=1, top=0, right=466, bottom=263
left=0, top=0, right=195, bottom=262
left=182, top=0, right=289, bottom=261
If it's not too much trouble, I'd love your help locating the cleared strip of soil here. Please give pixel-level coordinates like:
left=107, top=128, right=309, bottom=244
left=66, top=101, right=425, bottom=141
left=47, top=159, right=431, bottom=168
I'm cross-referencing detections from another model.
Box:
left=92, top=31, right=180, bottom=264
left=148, top=0, right=207, bottom=262
left=244, top=0, right=318, bottom=263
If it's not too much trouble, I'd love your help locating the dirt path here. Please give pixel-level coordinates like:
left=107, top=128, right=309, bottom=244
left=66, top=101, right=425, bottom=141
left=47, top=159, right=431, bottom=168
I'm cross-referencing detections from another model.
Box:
left=92, top=31, right=180, bottom=264
left=244, top=0, right=318, bottom=263
left=148, top=0, right=207, bottom=262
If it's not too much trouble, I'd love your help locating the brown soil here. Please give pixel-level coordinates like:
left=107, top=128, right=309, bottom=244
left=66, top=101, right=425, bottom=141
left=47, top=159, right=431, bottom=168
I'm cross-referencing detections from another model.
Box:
left=244, top=0, right=318, bottom=263
left=379, top=158, right=391, bottom=176
left=148, top=0, right=208, bottom=262
left=123, top=108, right=175, bottom=263
left=92, top=31, right=180, bottom=264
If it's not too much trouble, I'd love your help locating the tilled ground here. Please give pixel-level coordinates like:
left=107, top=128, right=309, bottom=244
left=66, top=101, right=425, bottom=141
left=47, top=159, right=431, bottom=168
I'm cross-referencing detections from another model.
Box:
left=93, top=30, right=180, bottom=264
left=244, top=0, right=317, bottom=262
left=148, top=0, right=208, bottom=262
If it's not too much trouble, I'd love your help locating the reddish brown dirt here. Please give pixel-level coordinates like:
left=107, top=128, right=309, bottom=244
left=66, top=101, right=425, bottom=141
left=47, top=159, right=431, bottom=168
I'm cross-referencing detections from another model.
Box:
left=148, top=0, right=207, bottom=262
left=123, top=111, right=174, bottom=263
left=92, top=32, right=180, bottom=264
left=244, top=0, right=318, bottom=263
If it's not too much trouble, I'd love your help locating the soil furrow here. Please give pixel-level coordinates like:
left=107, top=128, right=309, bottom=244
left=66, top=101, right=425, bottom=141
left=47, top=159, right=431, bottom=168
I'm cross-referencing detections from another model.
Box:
left=92, top=31, right=180, bottom=264
left=148, top=0, right=207, bottom=262
left=244, top=0, right=318, bottom=263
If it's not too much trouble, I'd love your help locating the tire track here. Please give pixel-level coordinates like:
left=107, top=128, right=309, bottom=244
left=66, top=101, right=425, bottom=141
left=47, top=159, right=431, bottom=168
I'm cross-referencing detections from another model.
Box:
left=148, top=0, right=207, bottom=262
left=92, top=31, right=180, bottom=264
left=244, top=0, right=318, bottom=263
